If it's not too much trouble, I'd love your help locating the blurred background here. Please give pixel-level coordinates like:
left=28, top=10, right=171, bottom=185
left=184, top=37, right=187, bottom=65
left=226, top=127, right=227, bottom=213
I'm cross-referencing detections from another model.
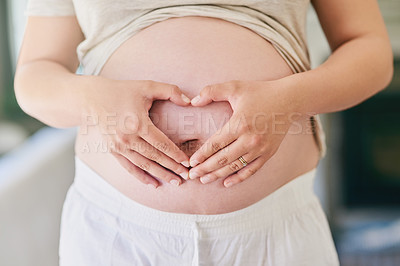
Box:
left=0, top=0, right=399, bottom=265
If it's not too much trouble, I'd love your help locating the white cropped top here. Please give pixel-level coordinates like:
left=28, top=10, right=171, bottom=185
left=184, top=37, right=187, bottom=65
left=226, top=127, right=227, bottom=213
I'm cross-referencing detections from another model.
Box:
left=25, top=0, right=327, bottom=158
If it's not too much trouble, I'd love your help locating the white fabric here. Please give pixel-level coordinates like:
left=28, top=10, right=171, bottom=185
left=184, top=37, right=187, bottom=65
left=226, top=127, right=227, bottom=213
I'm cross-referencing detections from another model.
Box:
left=59, top=157, right=339, bottom=266
left=24, top=0, right=311, bottom=75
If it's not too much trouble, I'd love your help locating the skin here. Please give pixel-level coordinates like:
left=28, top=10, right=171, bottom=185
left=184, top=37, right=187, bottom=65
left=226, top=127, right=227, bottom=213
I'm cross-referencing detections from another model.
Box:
left=188, top=0, right=393, bottom=186
left=14, top=0, right=392, bottom=191
left=14, top=18, right=191, bottom=188
left=74, top=16, right=318, bottom=214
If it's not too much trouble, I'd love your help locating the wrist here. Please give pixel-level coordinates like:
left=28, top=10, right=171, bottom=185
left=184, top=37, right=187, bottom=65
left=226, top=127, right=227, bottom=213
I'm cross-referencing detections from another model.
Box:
left=274, top=73, right=319, bottom=119
left=264, top=77, right=311, bottom=123
left=79, top=75, right=113, bottom=112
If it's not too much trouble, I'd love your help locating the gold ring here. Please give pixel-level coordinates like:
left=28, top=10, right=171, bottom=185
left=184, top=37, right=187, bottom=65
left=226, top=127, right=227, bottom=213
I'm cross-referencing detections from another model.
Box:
left=238, top=156, right=248, bottom=167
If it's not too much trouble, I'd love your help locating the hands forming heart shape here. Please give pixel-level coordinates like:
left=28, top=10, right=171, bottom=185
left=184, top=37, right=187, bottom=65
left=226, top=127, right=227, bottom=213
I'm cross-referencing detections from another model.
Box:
left=93, top=79, right=308, bottom=189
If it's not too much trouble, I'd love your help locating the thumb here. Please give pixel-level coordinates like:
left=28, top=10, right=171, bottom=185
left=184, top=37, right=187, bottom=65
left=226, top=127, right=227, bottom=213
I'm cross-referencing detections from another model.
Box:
left=149, top=82, right=191, bottom=106
left=191, top=82, right=235, bottom=106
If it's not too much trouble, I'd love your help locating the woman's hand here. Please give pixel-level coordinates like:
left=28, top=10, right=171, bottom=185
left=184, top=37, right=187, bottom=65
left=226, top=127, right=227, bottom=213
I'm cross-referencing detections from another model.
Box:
left=83, top=79, right=191, bottom=188
left=188, top=80, right=309, bottom=187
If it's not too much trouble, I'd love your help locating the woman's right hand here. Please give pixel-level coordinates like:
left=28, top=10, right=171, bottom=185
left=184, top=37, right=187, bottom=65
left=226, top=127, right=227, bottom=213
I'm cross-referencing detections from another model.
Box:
left=83, top=78, right=191, bottom=188
left=15, top=17, right=190, bottom=188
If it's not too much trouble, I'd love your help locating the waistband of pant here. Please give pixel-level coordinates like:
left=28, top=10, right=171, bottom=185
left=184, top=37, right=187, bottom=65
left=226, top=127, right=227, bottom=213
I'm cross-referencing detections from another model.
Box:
left=73, top=157, right=319, bottom=238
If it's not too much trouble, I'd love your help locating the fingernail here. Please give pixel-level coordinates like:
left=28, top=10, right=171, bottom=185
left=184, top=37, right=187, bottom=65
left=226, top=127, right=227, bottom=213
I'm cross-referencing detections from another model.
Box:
left=179, top=171, right=189, bottom=180
left=200, top=175, right=211, bottom=184
left=189, top=171, right=200, bottom=179
left=148, top=183, right=156, bottom=189
left=170, top=179, right=180, bottom=186
left=191, top=95, right=201, bottom=105
left=181, top=94, right=191, bottom=104
left=181, top=160, right=190, bottom=168
left=190, top=159, right=200, bottom=167
left=224, top=180, right=234, bottom=188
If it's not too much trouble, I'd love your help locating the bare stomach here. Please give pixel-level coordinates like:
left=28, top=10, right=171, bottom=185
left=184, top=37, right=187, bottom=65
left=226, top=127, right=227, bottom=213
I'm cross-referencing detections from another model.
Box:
left=75, top=16, right=320, bottom=214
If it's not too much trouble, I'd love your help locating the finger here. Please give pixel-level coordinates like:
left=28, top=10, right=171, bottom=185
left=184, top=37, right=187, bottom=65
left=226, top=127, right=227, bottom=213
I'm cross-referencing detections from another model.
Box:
left=112, top=152, right=159, bottom=188
left=148, top=82, right=191, bottom=106
left=131, top=138, right=189, bottom=180
left=189, top=137, right=249, bottom=180
left=120, top=149, right=184, bottom=187
left=140, top=117, right=190, bottom=167
left=191, top=82, right=237, bottom=106
left=189, top=115, right=241, bottom=168
left=199, top=153, right=255, bottom=184
left=223, top=156, right=266, bottom=188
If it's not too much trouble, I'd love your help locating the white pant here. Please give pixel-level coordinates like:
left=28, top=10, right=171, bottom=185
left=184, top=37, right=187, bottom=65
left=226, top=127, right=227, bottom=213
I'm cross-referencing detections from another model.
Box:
left=59, top=158, right=339, bottom=266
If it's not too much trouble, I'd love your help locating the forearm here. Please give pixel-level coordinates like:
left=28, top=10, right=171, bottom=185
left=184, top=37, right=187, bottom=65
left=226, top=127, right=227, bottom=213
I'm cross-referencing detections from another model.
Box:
left=14, top=60, right=104, bottom=128
left=282, top=34, right=393, bottom=115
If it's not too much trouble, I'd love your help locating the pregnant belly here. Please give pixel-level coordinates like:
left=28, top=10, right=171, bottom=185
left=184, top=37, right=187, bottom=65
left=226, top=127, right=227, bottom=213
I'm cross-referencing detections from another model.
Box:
left=75, top=16, right=319, bottom=214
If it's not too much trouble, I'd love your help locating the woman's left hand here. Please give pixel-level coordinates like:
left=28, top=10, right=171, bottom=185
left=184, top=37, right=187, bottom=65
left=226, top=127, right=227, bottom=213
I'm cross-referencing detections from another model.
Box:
left=188, top=80, right=308, bottom=187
